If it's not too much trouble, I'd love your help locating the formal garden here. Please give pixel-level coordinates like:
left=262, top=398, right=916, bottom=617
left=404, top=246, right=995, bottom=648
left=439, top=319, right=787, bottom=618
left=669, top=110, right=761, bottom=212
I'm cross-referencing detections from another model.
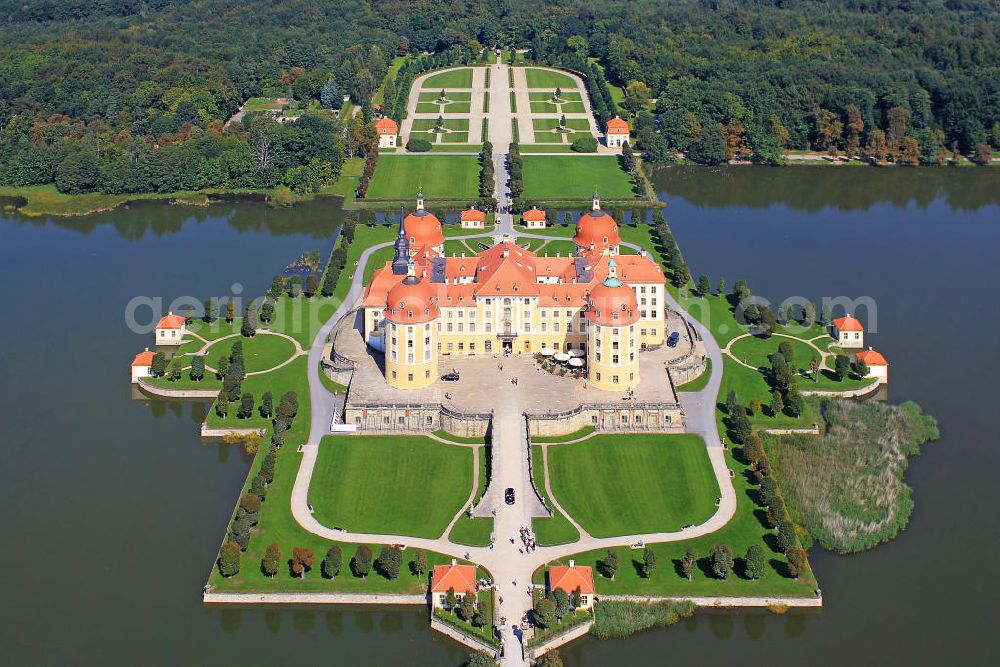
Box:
left=366, top=155, right=481, bottom=201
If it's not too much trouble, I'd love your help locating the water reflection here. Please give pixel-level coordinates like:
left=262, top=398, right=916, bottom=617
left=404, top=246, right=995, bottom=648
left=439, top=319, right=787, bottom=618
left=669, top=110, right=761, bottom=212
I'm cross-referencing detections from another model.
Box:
left=220, top=609, right=242, bottom=634
left=325, top=610, right=343, bottom=637
left=652, top=165, right=1000, bottom=212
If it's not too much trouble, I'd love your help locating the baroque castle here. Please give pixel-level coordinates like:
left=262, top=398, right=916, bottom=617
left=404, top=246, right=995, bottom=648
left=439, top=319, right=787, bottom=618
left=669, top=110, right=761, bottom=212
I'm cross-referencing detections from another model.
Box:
left=362, top=193, right=668, bottom=391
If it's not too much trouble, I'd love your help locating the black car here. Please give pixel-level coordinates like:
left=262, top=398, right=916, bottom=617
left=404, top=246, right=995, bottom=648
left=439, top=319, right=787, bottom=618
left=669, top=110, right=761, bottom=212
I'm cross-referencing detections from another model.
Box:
left=441, top=372, right=460, bottom=381
left=504, top=488, right=515, bottom=505
left=667, top=331, right=680, bottom=347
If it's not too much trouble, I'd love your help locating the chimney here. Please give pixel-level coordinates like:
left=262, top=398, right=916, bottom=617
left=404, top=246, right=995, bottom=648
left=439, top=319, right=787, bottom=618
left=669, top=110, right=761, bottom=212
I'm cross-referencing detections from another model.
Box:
left=569, top=559, right=575, bottom=567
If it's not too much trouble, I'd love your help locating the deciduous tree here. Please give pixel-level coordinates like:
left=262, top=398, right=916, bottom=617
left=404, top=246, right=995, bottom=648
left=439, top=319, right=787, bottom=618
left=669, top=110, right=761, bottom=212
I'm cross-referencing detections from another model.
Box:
left=262, top=543, right=281, bottom=577
left=744, top=545, right=766, bottom=580
left=709, top=544, right=734, bottom=579
left=376, top=546, right=403, bottom=580
left=351, top=545, right=372, bottom=578
left=218, top=540, right=241, bottom=577
left=290, top=546, right=315, bottom=578
left=642, top=546, right=657, bottom=578
left=322, top=545, right=342, bottom=579
left=601, top=549, right=619, bottom=580
left=682, top=547, right=698, bottom=581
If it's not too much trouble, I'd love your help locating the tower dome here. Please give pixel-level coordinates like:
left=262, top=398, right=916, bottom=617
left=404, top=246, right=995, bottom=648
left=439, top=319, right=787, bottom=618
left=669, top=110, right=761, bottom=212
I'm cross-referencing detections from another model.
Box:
left=384, top=260, right=440, bottom=324
left=402, top=190, right=444, bottom=250
left=586, top=259, right=638, bottom=325
left=573, top=192, right=620, bottom=254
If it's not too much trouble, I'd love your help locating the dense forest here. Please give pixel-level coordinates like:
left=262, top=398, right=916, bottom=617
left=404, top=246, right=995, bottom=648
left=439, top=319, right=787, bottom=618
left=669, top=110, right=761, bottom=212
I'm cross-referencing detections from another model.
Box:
left=1, top=0, right=998, bottom=196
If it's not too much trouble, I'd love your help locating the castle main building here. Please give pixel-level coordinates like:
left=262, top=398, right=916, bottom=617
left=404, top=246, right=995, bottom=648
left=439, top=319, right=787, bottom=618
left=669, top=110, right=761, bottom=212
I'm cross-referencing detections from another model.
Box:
left=362, top=194, right=667, bottom=391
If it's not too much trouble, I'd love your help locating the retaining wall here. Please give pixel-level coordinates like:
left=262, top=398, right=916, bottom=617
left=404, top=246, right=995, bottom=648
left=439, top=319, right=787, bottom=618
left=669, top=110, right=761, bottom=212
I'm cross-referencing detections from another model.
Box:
left=528, top=619, right=595, bottom=660
left=137, top=378, right=218, bottom=400
left=526, top=402, right=684, bottom=437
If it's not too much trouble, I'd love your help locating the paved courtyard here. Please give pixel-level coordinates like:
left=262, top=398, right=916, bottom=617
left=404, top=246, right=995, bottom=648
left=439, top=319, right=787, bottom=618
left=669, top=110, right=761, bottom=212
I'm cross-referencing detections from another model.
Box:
left=334, top=307, right=694, bottom=414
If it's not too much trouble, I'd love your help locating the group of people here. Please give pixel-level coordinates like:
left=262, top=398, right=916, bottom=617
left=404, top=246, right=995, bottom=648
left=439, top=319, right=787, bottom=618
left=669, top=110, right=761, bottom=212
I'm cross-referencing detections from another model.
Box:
left=517, top=525, right=536, bottom=553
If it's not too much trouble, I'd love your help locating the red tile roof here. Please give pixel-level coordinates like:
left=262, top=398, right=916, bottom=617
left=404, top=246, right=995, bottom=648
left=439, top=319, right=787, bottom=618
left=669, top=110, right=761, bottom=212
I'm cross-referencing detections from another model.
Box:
left=549, top=564, right=595, bottom=595
left=404, top=211, right=444, bottom=248
left=156, top=313, right=186, bottom=330
left=833, top=316, right=863, bottom=332
left=375, top=117, right=398, bottom=135
left=606, top=116, right=630, bottom=134
left=131, top=349, right=155, bottom=367
left=573, top=210, right=620, bottom=253
left=431, top=563, right=477, bottom=595
left=461, top=208, right=486, bottom=222
left=855, top=348, right=888, bottom=366
left=522, top=207, right=546, bottom=222
left=385, top=277, right=440, bottom=324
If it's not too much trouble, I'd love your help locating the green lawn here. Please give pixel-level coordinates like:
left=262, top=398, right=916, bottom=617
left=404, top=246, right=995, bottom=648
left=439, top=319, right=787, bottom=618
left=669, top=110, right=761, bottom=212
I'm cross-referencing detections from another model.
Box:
left=530, top=446, right=581, bottom=546
left=204, top=333, right=297, bottom=373
left=449, top=515, right=494, bottom=546
left=367, top=155, right=481, bottom=200
left=533, top=118, right=590, bottom=132
left=521, top=144, right=576, bottom=154
left=528, top=91, right=582, bottom=102
left=422, top=68, right=473, bottom=89
left=418, top=91, right=472, bottom=102
left=547, top=434, right=720, bottom=537
left=308, top=435, right=473, bottom=539
left=521, top=156, right=637, bottom=200
left=676, top=358, right=712, bottom=392
left=206, top=356, right=308, bottom=430
left=532, top=132, right=566, bottom=144
left=525, top=68, right=577, bottom=89
left=537, top=239, right=576, bottom=256
left=412, top=118, right=470, bottom=132
left=532, top=426, right=595, bottom=443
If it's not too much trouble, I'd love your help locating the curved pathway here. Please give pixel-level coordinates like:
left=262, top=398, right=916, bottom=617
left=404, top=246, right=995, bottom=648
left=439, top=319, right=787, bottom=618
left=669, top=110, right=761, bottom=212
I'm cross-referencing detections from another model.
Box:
left=180, top=330, right=306, bottom=376
left=286, top=222, right=737, bottom=664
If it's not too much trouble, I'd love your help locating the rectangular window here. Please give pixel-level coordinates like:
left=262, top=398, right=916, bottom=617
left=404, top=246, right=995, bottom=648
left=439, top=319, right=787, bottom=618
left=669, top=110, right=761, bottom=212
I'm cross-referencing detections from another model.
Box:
left=458, top=342, right=464, bottom=351
left=470, top=342, right=476, bottom=352
left=447, top=343, right=453, bottom=351
left=485, top=340, right=492, bottom=351
left=613, top=354, right=619, bottom=363
left=447, top=323, right=453, bottom=332
left=613, top=375, right=619, bottom=383
left=554, top=322, right=560, bottom=332
left=407, top=353, right=414, bottom=363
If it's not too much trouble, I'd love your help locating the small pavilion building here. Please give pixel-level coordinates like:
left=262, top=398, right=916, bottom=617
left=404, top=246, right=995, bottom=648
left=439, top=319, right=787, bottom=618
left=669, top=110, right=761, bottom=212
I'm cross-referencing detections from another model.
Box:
left=430, top=560, right=477, bottom=609
left=460, top=207, right=487, bottom=229
left=376, top=117, right=398, bottom=148
left=155, top=312, right=186, bottom=345
left=605, top=116, right=630, bottom=150
left=131, top=348, right=155, bottom=383
left=855, top=347, right=889, bottom=384
left=832, top=315, right=864, bottom=348
left=522, top=207, right=546, bottom=229
left=548, top=560, right=595, bottom=610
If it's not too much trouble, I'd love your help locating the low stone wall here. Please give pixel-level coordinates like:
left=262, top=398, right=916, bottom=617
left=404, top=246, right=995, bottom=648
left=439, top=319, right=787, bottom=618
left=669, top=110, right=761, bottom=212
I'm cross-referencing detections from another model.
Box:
left=344, top=402, right=491, bottom=435
left=430, top=615, right=500, bottom=656
left=801, top=380, right=881, bottom=398
left=762, top=425, right=821, bottom=436
left=526, top=402, right=684, bottom=437
left=528, top=618, right=594, bottom=660
left=668, top=355, right=708, bottom=386
left=204, top=592, right=425, bottom=605
left=137, top=378, right=218, bottom=400
left=201, top=426, right=266, bottom=440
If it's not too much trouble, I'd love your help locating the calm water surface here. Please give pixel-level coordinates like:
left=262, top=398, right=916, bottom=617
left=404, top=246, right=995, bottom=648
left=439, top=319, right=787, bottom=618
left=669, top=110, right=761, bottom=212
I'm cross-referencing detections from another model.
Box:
left=1, top=167, right=998, bottom=665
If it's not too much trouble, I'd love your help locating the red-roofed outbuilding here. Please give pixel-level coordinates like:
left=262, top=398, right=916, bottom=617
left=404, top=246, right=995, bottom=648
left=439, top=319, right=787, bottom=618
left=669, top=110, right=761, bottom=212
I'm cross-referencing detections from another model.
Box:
left=430, top=560, right=477, bottom=608
left=831, top=315, right=864, bottom=348
left=548, top=560, right=595, bottom=609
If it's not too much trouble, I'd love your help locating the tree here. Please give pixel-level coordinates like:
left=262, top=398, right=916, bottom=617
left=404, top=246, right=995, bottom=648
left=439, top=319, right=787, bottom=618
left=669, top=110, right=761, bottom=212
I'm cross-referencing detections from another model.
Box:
left=725, top=389, right=739, bottom=414
left=411, top=549, right=428, bottom=578
left=553, top=588, right=570, bottom=618
left=785, top=389, right=806, bottom=417
left=785, top=546, right=808, bottom=579
left=744, top=545, right=766, bottom=580
left=571, top=137, right=598, bottom=152
left=769, top=390, right=784, bottom=416
left=322, top=545, right=342, bottom=579
left=214, top=398, right=228, bottom=418
left=351, top=545, right=372, bottom=578
left=682, top=547, right=698, bottom=581
left=778, top=341, right=794, bottom=363
left=216, top=355, right=229, bottom=379
left=728, top=405, right=753, bottom=444
left=770, top=115, right=789, bottom=148
left=758, top=308, right=777, bottom=338
left=249, top=473, right=266, bottom=499
left=270, top=276, right=284, bottom=299
left=225, top=300, right=235, bottom=323
left=809, top=356, right=820, bottom=382
left=276, top=391, right=299, bottom=419
left=260, top=391, right=273, bottom=418
left=320, top=79, right=340, bottom=110
left=820, top=303, right=833, bottom=327
left=473, top=598, right=488, bottom=627
left=466, top=651, right=495, bottom=667
left=749, top=399, right=762, bottom=416
left=886, top=106, right=911, bottom=153
left=853, top=358, right=869, bottom=377
left=190, top=355, right=205, bottom=381
left=971, top=143, right=993, bottom=166
left=642, top=546, right=657, bottom=578
left=218, top=540, right=241, bottom=577
left=168, top=356, right=182, bottom=381
left=203, top=297, right=219, bottom=323
left=237, top=392, right=254, bottom=419
left=697, top=274, right=710, bottom=296
left=898, top=137, right=921, bottom=166
left=290, top=546, right=315, bottom=578
left=777, top=521, right=797, bottom=551
left=262, top=543, right=281, bottom=577
left=865, top=129, right=889, bottom=163
left=716, top=276, right=726, bottom=294
left=802, top=301, right=816, bottom=326
left=709, top=544, right=734, bottom=579
left=845, top=104, right=864, bottom=156
left=685, top=121, right=726, bottom=165
left=536, top=651, right=564, bottom=667
left=813, top=108, right=842, bottom=155
left=834, top=354, right=851, bottom=381
left=534, top=596, right=557, bottom=628
left=150, top=352, right=166, bottom=377
left=241, top=304, right=256, bottom=337
left=305, top=274, right=319, bottom=298
left=260, top=299, right=274, bottom=323
left=601, top=549, right=619, bottom=580
left=376, top=546, right=403, bottom=580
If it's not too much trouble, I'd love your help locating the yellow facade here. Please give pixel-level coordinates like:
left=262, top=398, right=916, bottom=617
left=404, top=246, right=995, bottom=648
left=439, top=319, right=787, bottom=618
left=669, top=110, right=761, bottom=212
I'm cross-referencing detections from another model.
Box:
left=587, top=321, right=639, bottom=391
left=383, top=320, right=438, bottom=389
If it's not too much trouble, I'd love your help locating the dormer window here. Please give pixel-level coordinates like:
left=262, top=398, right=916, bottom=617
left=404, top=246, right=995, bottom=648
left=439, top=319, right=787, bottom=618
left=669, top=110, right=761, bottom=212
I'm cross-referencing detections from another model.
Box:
left=424, top=309, right=429, bottom=315
left=613, top=313, right=619, bottom=320
left=408, top=310, right=413, bottom=317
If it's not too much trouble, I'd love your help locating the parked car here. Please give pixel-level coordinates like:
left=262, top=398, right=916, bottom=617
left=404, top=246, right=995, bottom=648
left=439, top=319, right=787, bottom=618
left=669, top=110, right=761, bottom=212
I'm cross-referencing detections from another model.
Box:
left=505, top=488, right=515, bottom=505
left=667, top=331, right=680, bottom=347
left=441, top=372, right=460, bottom=381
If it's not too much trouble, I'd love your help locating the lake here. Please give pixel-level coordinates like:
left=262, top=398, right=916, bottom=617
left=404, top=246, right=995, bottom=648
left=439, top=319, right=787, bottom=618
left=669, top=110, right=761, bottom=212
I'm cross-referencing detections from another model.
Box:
left=1, top=166, right=998, bottom=665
